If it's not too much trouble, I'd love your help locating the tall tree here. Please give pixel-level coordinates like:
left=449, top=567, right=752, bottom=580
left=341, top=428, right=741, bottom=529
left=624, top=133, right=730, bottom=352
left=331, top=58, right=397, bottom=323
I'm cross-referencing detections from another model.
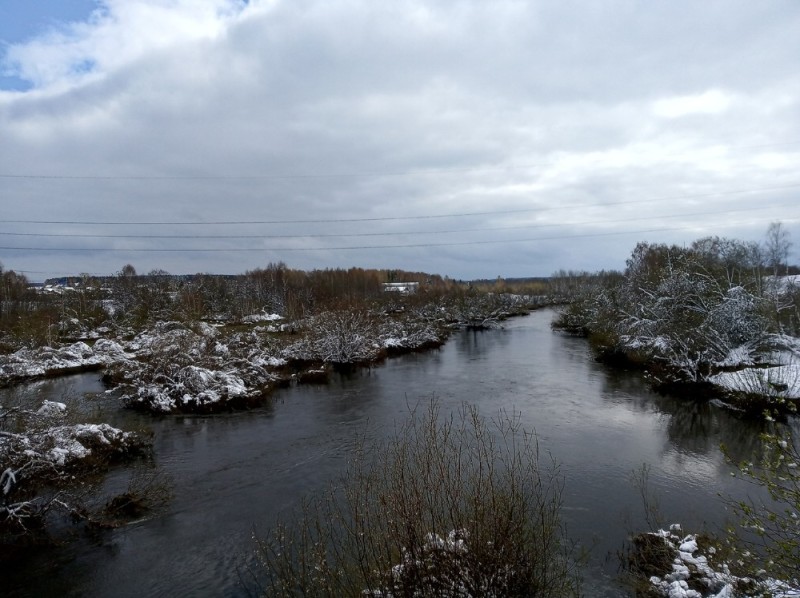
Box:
left=765, top=221, right=792, bottom=277
left=119, top=263, right=137, bottom=278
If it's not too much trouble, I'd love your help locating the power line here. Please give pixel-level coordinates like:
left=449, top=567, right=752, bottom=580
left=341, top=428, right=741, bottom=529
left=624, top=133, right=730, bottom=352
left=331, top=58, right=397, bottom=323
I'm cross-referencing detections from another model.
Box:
left=3, top=181, right=800, bottom=226
left=0, top=201, right=795, bottom=240
left=1, top=217, right=794, bottom=253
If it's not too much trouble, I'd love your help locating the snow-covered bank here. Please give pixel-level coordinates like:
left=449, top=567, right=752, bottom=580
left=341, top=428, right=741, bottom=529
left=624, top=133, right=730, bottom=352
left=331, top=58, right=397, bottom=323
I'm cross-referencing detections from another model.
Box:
left=111, top=321, right=280, bottom=413
left=1, top=398, right=148, bottom=539
left=1, top=294, right=536, bottom=413
left=552, top=238, right=800, bottom=412
left=111, top=311, right=451, bottom=413
left=1, top=400, right=145, bottom=476
left=709, top=365, right=800, bottom=401
left=634, top=525, right=800, bottom=598
left=704, top=335, right=800, bottom=411
left=0, top=339, right=130, bottom=386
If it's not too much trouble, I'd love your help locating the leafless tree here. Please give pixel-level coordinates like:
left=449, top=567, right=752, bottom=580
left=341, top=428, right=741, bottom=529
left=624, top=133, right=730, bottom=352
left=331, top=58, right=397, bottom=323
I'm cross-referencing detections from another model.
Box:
left=765, top=221, right=792, bottom=277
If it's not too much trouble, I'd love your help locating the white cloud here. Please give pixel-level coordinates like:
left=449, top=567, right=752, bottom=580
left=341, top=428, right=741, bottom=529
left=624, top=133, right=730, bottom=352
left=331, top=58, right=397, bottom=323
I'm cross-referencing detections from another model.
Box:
left=652, top=89, right=734, bottom=119
left=3, top=0, right=246, bottom=88
left=1, top=0, right=799, bottom=280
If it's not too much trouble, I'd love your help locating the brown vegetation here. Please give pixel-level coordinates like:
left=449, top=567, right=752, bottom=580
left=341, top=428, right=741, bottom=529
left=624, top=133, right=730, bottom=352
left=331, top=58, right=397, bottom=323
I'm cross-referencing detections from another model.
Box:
left=255, top=400, right=582, bottom=597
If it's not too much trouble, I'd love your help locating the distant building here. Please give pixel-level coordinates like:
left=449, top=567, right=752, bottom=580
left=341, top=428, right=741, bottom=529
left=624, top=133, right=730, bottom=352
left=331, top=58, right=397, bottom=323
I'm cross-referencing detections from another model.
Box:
left=382, top=282, right=419, bottom=294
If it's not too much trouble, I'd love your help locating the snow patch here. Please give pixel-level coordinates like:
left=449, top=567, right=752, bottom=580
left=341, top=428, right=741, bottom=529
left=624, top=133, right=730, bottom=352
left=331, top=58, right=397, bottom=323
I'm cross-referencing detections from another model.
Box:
left=645, top=526, right=799, bottom=598
left=708, top=365, right=800, bottom=399
left=242, top=312, right=283, bottom=323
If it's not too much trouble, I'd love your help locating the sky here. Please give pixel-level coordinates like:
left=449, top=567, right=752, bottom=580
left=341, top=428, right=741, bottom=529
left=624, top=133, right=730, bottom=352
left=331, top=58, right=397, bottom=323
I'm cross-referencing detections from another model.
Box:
left=1, top=0, right=799, bottom=282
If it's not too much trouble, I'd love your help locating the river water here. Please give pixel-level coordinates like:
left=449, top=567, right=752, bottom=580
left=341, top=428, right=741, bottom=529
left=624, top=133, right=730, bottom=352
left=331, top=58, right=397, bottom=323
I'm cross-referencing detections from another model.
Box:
left=5, top=309, right=776, bottom=596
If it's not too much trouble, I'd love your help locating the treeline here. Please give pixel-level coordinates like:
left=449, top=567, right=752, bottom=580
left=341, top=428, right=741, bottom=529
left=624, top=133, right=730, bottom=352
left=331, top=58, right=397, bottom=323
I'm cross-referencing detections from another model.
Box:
left=553, top=229, right=800, bottom=390
left=104, top=263, right=462, bottom=324
left=0, top=262, right=549, bottom=352
left=1, top=264, right=65, bottom=350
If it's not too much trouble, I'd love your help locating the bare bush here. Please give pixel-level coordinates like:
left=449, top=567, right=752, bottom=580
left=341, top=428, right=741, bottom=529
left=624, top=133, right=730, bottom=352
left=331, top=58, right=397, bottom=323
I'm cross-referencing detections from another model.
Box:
left=99, top=468, right=172, bottom=525
left=255, top=400, right=581, bottom=597
left=311, top=310, right=378, bottom=365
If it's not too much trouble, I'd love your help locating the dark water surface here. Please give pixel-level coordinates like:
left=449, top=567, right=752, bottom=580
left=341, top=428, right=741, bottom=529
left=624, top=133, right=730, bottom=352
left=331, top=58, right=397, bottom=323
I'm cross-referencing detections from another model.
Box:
left=4, top=309, right=773, bottom=596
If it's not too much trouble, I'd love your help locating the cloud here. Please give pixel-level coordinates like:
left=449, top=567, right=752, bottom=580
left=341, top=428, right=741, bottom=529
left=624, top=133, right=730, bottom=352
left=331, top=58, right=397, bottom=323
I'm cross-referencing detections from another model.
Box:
left=1, top=0, right=799, bottom=280
left=3, top=0, right=244, bottom=88
left=652, top=90, right=734, bottom=119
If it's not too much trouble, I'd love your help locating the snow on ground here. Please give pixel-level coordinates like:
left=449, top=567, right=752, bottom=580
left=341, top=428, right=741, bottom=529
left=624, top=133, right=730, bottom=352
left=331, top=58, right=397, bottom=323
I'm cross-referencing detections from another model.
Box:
left=247, top=354, right=286, bottom=368
left=1, top=405, right=142, bottom=471
left=242, top=312, right=282, bottom=324
left=124, top=321, right=193, bottom=355
left=0, top=340, right=133, bottom=383
left=708, top=365, right=800, bottom=399
left=621, top=334, right=673, bottom=353
left=37, top=400, right=67, bottom=417
left=715, top=343, right=757, bottom=368
left=646, top=526, right=800, bottom=598
left=707, top=335, right=800, bottom=400
left=121, top=365, right=255, bottom=413
left=383, top=337, right=403, bottom=348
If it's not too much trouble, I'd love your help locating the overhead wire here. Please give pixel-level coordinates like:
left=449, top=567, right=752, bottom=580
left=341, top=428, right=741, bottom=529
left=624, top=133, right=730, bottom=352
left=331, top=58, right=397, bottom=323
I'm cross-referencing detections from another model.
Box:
left=3, top=181, right=800, bottom=226
left=1, top=216, right=796, bottom=253
left=3, top=138, right=798, bottom=272
left=0, top=200, right=796, bottom=240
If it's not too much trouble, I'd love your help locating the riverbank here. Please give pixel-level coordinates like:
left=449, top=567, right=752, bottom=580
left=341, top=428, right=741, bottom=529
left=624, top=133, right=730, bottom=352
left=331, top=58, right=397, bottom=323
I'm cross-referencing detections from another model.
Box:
left=0, top=397, right=151, bottom=555
left=1, top=294, right=545, bottom=557
left=1, top=307, right=787, bottom=596
left=1, top=293, right=546, bottom=414
left=550, top=238, right=800, bottom=416
left=629, top=525, right=800, bottom=598
left=554, top=327, right=800, bottom=416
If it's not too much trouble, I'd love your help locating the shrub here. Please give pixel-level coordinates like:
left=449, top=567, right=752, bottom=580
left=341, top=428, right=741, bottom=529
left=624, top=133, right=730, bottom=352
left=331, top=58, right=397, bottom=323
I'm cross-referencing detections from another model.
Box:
left=255, top=400, right=581, bottom=597
left=725, top=427, right=800, bottom=586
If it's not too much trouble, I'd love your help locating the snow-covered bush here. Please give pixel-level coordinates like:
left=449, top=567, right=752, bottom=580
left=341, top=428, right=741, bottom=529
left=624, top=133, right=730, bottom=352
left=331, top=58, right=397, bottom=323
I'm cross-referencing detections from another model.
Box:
left=709, top=286, right=769, bottom=347
left=380, top=315, right=445, bottom=353
left=1, top=399, right=145, bottom=536
left=309, top=310, right=379, bottom=364
left=114, top=324, right=281, bottom=413
left=123, top=365, right=252, bottom=413
left=555, top=238, right=779, bottom=389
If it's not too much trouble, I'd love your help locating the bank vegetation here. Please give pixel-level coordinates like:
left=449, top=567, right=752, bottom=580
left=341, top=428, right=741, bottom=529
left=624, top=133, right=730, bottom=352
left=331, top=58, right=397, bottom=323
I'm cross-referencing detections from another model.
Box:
left=553, top=226, right=800, bottom=415
left=1, top=262, right=550, bottom=549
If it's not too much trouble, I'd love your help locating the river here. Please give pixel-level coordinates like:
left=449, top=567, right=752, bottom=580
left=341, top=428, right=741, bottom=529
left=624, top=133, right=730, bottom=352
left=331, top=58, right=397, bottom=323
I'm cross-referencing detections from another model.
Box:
left=4, top=308, right=776, bottom=596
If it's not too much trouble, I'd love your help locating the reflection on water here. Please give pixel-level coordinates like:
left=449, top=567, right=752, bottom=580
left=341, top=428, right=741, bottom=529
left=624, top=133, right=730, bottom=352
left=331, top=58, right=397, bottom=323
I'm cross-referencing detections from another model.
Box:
left=3, top=309, right=785, bottom=597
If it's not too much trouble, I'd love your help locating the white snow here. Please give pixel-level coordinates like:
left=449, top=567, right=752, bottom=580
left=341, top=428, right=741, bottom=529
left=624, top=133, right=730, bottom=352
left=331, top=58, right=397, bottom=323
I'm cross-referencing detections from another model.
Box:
left=195, top=321, right=220, bottom=337
left=124, top=365, right=253, bottom=412
left=242, top=312, right=283, bottom=323
left=0, top=338, right=135, bottom=384
left=383, top=337, right=403, bottom=348
left=3, top=421, right=137, bottom=468
left=708, top=365, right=800, bottom=399
left=715, top=344, right=756, bottom=368
left=647, top=526, right=800, bottom=598
left=48, top=438, right=90, bottom=465
left=37, top=400, right=67, bottom=417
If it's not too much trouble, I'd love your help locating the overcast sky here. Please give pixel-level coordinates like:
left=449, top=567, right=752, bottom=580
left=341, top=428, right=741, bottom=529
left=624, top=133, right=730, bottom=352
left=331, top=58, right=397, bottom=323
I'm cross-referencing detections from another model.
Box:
left=1, top=0, right=799, bottom=281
